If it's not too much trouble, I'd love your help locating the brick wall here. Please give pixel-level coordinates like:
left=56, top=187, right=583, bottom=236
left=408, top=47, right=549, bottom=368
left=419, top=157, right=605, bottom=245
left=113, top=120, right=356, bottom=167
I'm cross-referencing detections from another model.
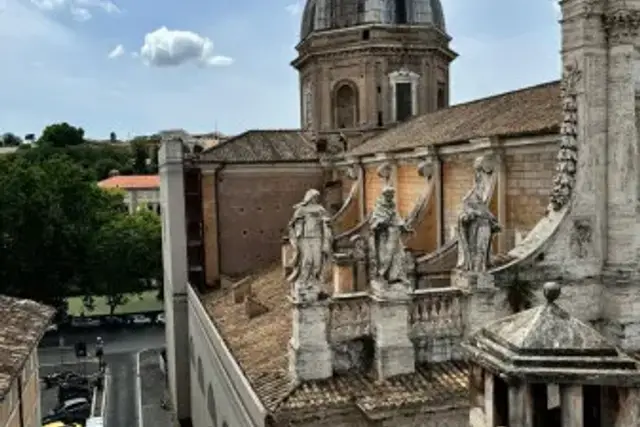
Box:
left=213, top=167, right=324, bottom=277
left=201, top=173, right=219, bottom=286
left=442, top=155, right=475, bottom=242
left=397, top=163, right=437, bottom=253
left=504, top=147, right=556, bottom=248
left=364, top=165, right=384, bottom=214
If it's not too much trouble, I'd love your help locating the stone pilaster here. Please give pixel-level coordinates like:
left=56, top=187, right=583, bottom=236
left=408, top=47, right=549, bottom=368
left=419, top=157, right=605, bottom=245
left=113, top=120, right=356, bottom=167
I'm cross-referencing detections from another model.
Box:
left=560, top=384, right=583, bottom=427
left=603, top=7, right=640, bottom=267
left=370, top=282, right=415, bottom=379
left=289, top=298, right=333, bottom=382
left=508, top=381, right=533, bottom=427
left=158, top=138, right=191, bottom=421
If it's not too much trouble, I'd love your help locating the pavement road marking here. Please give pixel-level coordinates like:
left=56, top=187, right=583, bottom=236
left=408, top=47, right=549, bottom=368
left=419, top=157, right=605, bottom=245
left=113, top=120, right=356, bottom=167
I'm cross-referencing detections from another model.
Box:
left=101, top=367, right=109, bottom=419
left=136, top=350, right=144, bottom=427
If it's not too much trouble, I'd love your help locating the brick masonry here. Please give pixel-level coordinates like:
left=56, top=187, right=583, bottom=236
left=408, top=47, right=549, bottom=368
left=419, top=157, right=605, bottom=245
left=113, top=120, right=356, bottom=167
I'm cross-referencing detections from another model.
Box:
left=442, top=155, right=475, bottom=243
left=211, top=167, right=324, bottom=278
left=504, top=146, right=556, bottom=249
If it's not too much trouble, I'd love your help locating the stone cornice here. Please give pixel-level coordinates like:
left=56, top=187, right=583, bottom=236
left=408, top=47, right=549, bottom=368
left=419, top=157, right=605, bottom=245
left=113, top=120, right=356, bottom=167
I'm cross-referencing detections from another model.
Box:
left=292, top=45, right=456, bottom=69
left=603, top=8, right=640, bottom=45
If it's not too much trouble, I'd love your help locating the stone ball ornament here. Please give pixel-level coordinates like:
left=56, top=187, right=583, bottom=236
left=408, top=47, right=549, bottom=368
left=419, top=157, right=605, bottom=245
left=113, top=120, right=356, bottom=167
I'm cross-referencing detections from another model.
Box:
left=543, top=281, right=561, bottom=304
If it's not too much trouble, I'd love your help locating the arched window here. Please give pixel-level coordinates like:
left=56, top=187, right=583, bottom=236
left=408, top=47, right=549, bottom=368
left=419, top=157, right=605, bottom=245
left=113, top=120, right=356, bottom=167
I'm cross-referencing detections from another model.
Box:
left=207, top=384, right=217, bottom=426
left=333, top=82, right=359, bottom=129
left=197, top=357, right=204, bottom=392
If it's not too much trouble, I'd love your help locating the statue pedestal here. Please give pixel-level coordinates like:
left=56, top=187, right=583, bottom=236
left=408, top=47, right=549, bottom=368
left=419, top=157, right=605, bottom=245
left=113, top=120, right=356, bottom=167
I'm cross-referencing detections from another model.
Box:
left=370, top=279, right=415, bottom=379
left=292, top=278, right=322, bottom=303
left=451, top=270, right=507, bottom=336
left=370, top=278, right=412, bottom=300
left=451, top=269, right=495, bottom=290
left=289, top=298, right=332, bottom=382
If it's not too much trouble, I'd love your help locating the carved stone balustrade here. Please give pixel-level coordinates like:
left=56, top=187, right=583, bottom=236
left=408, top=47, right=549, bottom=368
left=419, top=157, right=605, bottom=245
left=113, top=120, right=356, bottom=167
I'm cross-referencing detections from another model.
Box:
left=328, top=292, right=371, bottom=343
left=410, top=288, right=464, bottom=339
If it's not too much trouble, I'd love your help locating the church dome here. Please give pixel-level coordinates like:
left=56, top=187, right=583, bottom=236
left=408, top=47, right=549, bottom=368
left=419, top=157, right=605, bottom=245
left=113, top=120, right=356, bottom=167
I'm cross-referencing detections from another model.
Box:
left=300, top=0, right=446, bottom=40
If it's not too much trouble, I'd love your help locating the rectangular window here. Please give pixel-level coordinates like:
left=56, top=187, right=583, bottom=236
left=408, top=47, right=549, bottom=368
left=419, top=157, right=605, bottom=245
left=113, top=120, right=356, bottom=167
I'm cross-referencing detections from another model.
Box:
left=395, top=82, right=412, bottom=122
left=377, top=111, right=383, bottom=127
left=437, top=82, right=446, bottom=109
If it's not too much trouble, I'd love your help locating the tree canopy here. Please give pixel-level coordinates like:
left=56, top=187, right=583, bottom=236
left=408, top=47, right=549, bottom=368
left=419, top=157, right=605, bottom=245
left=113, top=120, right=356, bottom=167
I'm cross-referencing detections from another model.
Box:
left=38, top=122, right=85, bottom=148
left=0, top=153, right=162, bottom=311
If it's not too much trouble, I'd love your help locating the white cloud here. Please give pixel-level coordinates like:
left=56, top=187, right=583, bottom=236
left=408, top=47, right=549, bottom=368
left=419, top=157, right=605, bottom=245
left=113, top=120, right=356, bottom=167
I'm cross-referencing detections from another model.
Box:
left=107, top=44, right=124, bottom=58
left=285, top=1, right=303, bottom=16
left=70, top=6, right=90, bottom=21
left=30, top=0, right=65, bottom=10
left=29, top=0, right=119, bottom=20
left=75, top=0, right=120, bottom=14
left=139, top=27, right=233, bottom=68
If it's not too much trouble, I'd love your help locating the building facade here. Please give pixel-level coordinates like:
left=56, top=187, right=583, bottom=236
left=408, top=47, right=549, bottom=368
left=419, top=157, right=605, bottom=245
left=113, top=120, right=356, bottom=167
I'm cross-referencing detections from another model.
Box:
left=0, top=296, right=55, bottom=427
left=161, top=0, right=640, bottom=426
left=98, top=174, right=161, bottom=214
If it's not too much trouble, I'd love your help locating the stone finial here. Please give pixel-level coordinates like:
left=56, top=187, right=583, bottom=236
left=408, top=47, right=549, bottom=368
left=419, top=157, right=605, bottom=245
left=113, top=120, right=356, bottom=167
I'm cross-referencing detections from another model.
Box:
left=287, top=189, right=333, bottom=303
left=543, top=282, right=561, bottom=304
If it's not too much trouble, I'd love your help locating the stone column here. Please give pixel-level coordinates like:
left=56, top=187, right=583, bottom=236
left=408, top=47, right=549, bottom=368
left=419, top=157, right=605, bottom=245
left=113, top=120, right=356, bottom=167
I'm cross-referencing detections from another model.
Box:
left=289, top=298, right=333, bottom=382
left=560, top=384, right=583, bottom=427
left=370, top=288, right=415, bottom=379
left=483, top=372, right=496, bottom=426
left=508, top=381, right=534, bottom=427
left=158, top=138, right=191, bottom=421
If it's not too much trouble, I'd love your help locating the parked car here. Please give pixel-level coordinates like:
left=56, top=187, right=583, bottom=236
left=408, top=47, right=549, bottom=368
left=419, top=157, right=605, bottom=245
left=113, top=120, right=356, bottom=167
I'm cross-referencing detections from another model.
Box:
left=58, top=381, right=91, bottom=404
left=70, top=317, right=100, bottom=328
left=43, top=422, right=81, bottom=427
left=155, top=313, right=165, bottom=324
left=46, top=323, right=59, bottom=333
left=43, top=397, right=90, bottom=425
left=101, top=315, right=125, bottom=328
left=129, top=314, right=152, bottom=325
left=43, top=371, right=82, bottom=389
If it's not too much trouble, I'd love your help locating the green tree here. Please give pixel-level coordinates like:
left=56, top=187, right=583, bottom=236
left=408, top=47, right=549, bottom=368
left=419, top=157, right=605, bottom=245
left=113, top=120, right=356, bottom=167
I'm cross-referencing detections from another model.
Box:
left=109, top=132, right=117, bottom=143
left=1, top=133, right=22, bottom=146
left=90, top=208, right=162, bottom=314
left=0, top=155, right=126, bottom=308
left=38, top=122, right=85, bottom=148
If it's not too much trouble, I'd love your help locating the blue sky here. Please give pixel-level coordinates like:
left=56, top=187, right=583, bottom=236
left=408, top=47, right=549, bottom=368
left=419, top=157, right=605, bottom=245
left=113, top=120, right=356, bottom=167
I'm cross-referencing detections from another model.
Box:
left=0, top=0, right=561, bottom=140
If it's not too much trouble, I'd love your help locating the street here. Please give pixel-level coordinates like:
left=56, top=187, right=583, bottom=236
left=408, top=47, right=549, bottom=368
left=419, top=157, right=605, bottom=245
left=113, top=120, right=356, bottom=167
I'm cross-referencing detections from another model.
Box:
left=39, top=326, right=166, bottom=426
left=39, top=326, right=165, bottom=366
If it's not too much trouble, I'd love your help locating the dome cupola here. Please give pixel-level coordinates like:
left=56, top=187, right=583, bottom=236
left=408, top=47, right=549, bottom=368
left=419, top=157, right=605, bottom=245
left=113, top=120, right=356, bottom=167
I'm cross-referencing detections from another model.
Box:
left=300, top=0, right=446, bottom=40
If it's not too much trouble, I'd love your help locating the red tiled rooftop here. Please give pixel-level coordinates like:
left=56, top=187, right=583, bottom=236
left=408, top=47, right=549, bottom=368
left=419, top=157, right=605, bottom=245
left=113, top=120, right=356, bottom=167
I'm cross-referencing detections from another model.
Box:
left=98, top=175, right=160, bottom=190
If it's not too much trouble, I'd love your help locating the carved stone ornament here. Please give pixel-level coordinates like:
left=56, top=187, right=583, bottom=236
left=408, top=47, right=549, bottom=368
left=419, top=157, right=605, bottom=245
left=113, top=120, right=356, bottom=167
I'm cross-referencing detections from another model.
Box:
left=287, top=189, right=333, bottom=303
left=417, top=157, right=436, bottom=179
left=549, top=61, right=581, bottom=212
left=603, top=7, right=640, bottom=45
left=345, top=164, right=359, bottom=180
left=456, top=155, right=501, bottom=273
left=368, top=185, right=412, bottom=291
left=376, top=162, right=392, bottom=183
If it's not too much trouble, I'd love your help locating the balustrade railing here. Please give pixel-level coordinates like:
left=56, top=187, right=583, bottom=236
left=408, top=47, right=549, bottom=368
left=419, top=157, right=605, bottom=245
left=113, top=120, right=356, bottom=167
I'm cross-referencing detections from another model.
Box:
left=410, top=288, right=464, bottom=338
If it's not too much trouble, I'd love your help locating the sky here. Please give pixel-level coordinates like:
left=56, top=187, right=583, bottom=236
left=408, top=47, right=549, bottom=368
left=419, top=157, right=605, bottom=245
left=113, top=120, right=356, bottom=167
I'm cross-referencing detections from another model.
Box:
left=0, top=0, right=561, bottom=140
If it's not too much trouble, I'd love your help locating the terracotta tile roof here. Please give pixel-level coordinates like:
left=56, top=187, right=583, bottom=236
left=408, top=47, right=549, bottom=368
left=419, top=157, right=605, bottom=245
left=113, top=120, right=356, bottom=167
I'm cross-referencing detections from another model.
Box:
left=348, top=80, right=561, bottom=156
left=0, top=296, right=55, bottom=400
left=98, top=175, right=160, bottom=190
left=199, top=129, right=320, bottom=163
left=200, top=266, right=469, bottom=417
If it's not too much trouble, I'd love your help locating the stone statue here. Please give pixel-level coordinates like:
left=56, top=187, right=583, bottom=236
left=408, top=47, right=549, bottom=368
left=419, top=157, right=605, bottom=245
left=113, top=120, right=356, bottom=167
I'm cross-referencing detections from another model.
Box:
left=287, top=189, right=333, bottom=301
left=457, top=156, right=501, bottom=272
left=369, top=186, right=411, bottom=285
